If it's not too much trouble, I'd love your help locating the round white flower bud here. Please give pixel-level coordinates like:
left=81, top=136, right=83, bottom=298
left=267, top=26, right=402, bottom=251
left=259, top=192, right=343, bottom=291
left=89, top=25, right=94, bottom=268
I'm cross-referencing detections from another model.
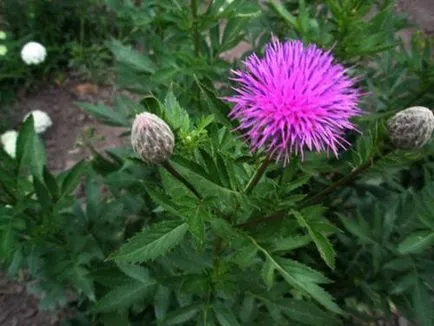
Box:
left=23, top=110, right=53, bottom=134
left=21, top=42, right=47, bottom=65
left=131, top=112, right=175, bottom=164
left=1, top=130, right=18, bottom=158
left=387, top=106, right=434, bottom=149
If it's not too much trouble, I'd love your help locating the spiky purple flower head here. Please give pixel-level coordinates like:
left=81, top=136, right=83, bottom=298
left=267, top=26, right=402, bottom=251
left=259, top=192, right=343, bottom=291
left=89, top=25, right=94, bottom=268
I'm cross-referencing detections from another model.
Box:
left=225, top=38, right=362, bottom=164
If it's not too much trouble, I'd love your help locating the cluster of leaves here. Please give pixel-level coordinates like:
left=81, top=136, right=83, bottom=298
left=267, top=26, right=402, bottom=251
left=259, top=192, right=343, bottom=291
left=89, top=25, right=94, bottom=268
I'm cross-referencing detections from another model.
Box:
left=1, top=0, right=434, bottom=325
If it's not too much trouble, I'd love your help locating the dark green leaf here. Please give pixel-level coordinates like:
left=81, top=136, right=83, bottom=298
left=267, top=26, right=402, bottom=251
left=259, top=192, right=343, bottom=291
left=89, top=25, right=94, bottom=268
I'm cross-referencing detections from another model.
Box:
left=92, top=280, right=155, bottom=312
left=162, top=304, right=202, bottom=325
left=16, top=116, right=46, bottom=181
left=293, top=211, right=335, bottom=269
left=154, top=285, right=171, bottom=321
left=108, top=39, right=156, bottom=73
left=213, top=302, right=241, bottom=326
left=76, top=102, right=130, bottom=127
left=397, top=231, right=434, bottom=255
left=113, top=220, right=189, bottom=263
left=61, top=160, right=88, bottom=196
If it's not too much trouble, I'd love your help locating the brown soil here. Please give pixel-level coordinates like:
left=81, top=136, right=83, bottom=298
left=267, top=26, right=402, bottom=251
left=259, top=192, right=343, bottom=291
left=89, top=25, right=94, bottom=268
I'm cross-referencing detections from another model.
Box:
left=1, top=0, right=433, bottom=325
left=0, top=272, right=62, bottom=326
left=12, top=80, right=128, bottom=173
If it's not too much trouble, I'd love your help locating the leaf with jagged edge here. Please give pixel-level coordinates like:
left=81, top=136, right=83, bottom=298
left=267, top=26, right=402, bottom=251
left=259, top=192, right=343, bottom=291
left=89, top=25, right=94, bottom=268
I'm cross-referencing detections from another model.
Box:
left=112, top=220, right=189, bottom=263
left=248, top=235, right=342, bottom=314
left=92, top=279, right=156, bottom=312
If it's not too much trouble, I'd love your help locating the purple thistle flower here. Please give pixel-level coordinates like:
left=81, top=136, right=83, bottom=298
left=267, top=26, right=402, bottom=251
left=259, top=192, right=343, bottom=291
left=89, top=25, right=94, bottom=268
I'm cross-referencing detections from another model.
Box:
left=225, top=38, right=362, bottom=164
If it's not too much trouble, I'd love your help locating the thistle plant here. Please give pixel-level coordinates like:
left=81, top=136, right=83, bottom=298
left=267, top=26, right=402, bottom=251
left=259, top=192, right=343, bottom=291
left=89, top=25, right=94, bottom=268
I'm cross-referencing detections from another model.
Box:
left=1, top=1, right=434, bottom=326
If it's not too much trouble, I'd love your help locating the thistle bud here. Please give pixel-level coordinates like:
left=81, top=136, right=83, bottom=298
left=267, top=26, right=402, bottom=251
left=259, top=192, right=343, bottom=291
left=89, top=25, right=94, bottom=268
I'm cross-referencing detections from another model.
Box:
left=387, top=106, right=434, bottom=149
left=131, top=112, right=175, bottom=164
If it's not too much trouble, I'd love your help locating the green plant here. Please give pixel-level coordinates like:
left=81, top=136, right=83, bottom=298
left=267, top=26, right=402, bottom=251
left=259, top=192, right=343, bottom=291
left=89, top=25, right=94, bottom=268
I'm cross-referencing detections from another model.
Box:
left=1, top=1, right=434, bottom=325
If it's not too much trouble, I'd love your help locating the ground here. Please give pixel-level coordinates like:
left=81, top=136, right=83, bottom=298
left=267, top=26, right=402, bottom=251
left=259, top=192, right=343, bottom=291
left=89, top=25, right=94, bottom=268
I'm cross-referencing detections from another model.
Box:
left=1, top=1, right=433, bottom=325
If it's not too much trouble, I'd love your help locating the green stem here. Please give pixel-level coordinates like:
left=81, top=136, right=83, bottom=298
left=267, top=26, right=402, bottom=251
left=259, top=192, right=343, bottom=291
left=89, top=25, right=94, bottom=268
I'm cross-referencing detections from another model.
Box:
left=300, top=158, right=374, bottom=207
left=244, top=157, right=272, bottom=194
left=160, top=161, right=202, bottom=200
left=238, top=155, right=379, bottom=229
left=190, top=0, right=200, bottom=57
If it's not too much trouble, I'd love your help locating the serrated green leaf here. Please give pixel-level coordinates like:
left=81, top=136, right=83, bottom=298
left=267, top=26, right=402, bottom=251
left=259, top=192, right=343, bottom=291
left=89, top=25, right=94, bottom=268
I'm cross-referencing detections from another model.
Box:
left=101, top=311, right=129, bottom=326
left=116, top=263, right=151, bottom=283
left=154, top=285, right=171, bottom=321
left=92, top=279, right=155, bottom=312
left=253, top=292, right=339, bottom=326
left=113, top=95, right=143, bottom=119
left=194, top=77, right=232, bottom=128
left=113, top=220, right=189, bottom=263
left=391, top=273, right=415, bottom=294
left=187, top=206, right=205, bottom=244
left=33, top=177, right=51, bottom=209
left=145, top=186, right=184, bottom=218
left=413, top=279, right=434, bottom=326
left=338, top=214, right=376, bottom=245
left=213, top=302, right=241, bottom=326
left=248, top=236, right=341, bottom=314
left=108, top=39, right=156, bottom=73
left=239, top=296, right=255, bottom=324
left=397, top=231, right=434, bottom=255
left=293, top=211, right=335, bottom=269
left=162, top=304, right=202, bottom=325
left=61, top=160, right=88, bottom=196
left=164, top=91, right=190, bottom=132
left=209, top=218, right=241, bottom=241
left=76, top=102, right=130, bottom=127
left=43, top=167, right=58, bottom=200
left=270, top=235, right=312, bottom=252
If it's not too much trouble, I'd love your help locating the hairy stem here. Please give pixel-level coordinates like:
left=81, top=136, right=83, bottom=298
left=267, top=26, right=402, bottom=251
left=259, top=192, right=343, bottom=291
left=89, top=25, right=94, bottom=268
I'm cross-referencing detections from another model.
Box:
left=244, top=157, right=272, bottom=194
left=160, top=161, right=202, bottom=200
left=190, top=0, right=200, bottom=57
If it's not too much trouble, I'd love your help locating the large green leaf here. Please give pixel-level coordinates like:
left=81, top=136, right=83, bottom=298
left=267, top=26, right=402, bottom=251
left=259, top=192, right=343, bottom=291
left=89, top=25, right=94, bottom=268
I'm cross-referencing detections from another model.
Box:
left=16, top=116, right=46, bottom=181
left=154, top=285, right=171, bottom=322
left=60, top=160, right=88, bottom=197
left=92, top=279, right=155, bottom=312
left=248, top=236, right=341, bottom=314
left=162, top=304, right=202, bottom=325
left=108, top=39, right=156, bottom=73
left=397, top=231, right=434, bottom=255
left=253, top=292, right=340, bottom=325
left=76, top=102, right=130, bottom=127
left=164, top=91, right=190, bottom=132
left=413, top=279, right=434, bottom=326
left=293, top=210, right=336, bottom=269
left=112, top=220, right=189, bottom=263
left=213, top=302, right=241, bottom=326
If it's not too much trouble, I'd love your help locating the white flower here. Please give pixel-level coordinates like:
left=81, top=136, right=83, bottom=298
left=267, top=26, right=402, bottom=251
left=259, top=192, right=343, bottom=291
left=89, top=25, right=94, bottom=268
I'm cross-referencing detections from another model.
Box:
left=24, top=110, right=53, bottom=133
left=0, top=31, right=6, bottom=40
left=1, top=130, right=18, bottom=158
left=0, top=45, right=7, bottom=56
left=21, top=41, right=47, bottom=65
